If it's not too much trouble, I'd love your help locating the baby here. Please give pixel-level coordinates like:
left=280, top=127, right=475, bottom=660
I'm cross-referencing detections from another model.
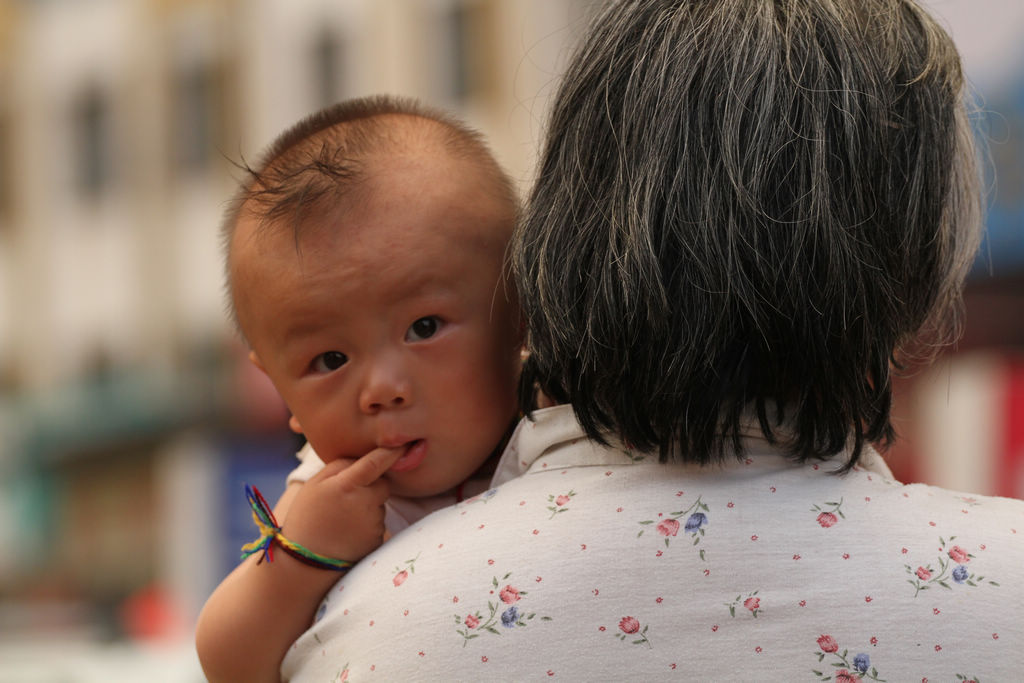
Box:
left=195, top=95, right=522, bottom=683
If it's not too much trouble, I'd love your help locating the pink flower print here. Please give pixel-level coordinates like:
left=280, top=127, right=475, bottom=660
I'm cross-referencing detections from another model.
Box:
left=948, top=545, right=970, bottom=563
left=817, top=635, right=839, bottom=653
left=613, top=616, right=652, bottom=647
left=392, top=553, right=419, bottom=587
left=727, top=591, right=761, bottom=618
left=455, top=572, right=550, bottom=646
left=657, top=519, right=680, bottom=537
left=907, top=535, right=999, bottom=596
left=637, top=495, right=709, bottom=562
left=812, top=498, right=845, bottom=527
left=814, top=640, right=883, bottom=680
left=547, top=490, right=576, bottom=518
left=817, top=512, right=838, bottom=528
left=619, top=616, right=640, bottom=634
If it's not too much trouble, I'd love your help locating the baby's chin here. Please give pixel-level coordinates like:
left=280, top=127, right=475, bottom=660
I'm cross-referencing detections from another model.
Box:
left=387, top=464, right=485, bottom=499
left=386, top=477, right=460, bottom=499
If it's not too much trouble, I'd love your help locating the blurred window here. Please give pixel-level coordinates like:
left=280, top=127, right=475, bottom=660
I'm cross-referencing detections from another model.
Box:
left=312, top=28, right=346, bottom=108
left=441, top=3, right=472, bottom=101
left=172, top=61, right=222, bottom=175
left=0, top=102, right=10, bottom=224
left=436, top=0, right=499, bottom=103
left=73, top=84, right=113, bottom=198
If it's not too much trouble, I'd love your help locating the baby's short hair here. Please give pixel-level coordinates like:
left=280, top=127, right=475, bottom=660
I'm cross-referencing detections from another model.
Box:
left=222, top=95, right=516, bottom=327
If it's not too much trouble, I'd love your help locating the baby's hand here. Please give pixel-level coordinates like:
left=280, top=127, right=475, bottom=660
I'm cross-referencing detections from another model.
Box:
left=280, top=447, right=403, bottom=565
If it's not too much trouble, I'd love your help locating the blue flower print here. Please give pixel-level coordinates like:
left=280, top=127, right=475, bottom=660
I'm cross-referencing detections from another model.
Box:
left=685, top=512, right=708, bottom=533
left=501, top=606, right=520, bottom=628
left=953, top=565, right=969, bottom=583
left=454, top=572, right=553, bottom=646
left=813, top=639, right=884, bottom=681
left=463, top=488, right=499, bottom=506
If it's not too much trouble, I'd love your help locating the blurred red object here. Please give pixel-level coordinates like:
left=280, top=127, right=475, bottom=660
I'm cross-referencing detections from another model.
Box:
left=119, top=583, right=183, bottom=642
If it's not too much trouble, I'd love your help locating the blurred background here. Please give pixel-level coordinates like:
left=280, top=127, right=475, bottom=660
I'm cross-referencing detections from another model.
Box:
left=0, top=0, right=1020, bottom=680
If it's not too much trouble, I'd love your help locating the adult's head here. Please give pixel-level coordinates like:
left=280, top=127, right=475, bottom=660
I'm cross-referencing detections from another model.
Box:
left=224, top=95, right=522, bottom=496
left=514, top=0, right=981, bottom=467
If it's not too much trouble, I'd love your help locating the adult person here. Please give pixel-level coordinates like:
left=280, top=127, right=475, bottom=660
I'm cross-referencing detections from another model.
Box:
left=282, top=1, right=1024, bottom=679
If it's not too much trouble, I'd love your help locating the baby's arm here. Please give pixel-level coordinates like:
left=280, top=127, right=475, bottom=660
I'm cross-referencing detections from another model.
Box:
left=195, top=447, right=401, bottom=683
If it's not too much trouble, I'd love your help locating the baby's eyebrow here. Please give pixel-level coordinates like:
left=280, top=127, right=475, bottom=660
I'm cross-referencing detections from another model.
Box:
left=280, top=318, right=339, bottom=348
left=377, top=272, right=462, bottom=307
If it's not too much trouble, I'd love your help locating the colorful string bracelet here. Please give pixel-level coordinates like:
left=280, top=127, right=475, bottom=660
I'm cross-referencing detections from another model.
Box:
left=240, top=484, right=355, bottom=572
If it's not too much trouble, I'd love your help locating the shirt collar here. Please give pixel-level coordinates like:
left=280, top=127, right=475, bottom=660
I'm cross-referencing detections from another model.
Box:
left=490, top=404, right=893, bottom=487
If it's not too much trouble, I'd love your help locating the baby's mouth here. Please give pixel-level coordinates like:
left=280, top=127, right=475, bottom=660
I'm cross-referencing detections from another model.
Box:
left=389, top=439, right=427, bottom=473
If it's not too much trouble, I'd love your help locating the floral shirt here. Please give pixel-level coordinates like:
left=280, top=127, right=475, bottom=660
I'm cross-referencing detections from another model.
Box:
left=282, top=405, right=1024, bottom=682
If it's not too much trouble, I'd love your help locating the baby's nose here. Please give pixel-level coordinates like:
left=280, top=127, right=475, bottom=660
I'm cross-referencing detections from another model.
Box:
left=358, top=363, right=411, bottom=413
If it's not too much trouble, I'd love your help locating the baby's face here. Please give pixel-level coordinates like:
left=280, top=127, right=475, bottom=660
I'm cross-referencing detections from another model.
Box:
left=232, top=151, right=521, bottom=497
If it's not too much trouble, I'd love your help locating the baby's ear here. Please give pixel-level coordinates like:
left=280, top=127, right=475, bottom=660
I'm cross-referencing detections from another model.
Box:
left=288, top=415, right=304, bottom=434
left=248, top=350, right=266, bottom=372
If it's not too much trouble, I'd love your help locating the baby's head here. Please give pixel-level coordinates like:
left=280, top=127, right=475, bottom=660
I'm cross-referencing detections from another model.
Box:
left=224, top=96, right=522, bottom=497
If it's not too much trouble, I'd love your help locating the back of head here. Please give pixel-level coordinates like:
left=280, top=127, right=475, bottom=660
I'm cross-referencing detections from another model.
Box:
left=514, top=0, right=982, bottom=467
left=222, top=94, right=517, bottom=330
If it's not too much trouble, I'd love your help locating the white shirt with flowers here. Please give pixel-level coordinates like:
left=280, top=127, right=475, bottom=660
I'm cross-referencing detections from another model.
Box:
left=282, top=405, right=1024, bottom=682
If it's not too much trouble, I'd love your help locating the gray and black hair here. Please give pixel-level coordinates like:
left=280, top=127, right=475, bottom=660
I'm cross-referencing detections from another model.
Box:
left=222, top=94, right=517, bottom=328
left=513, top=0, right=982, bottom=468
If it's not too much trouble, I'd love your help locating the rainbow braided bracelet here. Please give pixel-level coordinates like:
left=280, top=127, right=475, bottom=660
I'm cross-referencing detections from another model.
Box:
left=241, top=484, right=354, bottom=572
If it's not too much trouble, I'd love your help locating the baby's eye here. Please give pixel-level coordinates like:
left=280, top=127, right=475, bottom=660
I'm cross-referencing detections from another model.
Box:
left=311, top=351, right=348, bottom=373
left=405, top=316, right=442, bottom=342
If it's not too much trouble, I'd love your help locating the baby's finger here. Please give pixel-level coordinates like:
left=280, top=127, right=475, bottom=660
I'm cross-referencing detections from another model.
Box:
left=341, top=446, right=405, bottom=488
left=309, top=456, right=356, bottom=481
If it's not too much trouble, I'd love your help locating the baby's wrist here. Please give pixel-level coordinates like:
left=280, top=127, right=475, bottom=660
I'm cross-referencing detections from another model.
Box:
left=241, top=485, right=356, bottom=572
